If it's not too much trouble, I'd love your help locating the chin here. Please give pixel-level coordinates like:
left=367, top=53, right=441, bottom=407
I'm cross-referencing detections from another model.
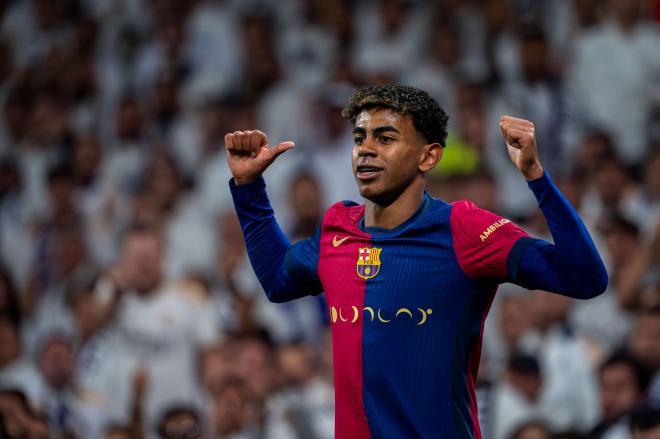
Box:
left=359, top=186, right=394, bottom=205
left=358, top=184, right=380, bottom=200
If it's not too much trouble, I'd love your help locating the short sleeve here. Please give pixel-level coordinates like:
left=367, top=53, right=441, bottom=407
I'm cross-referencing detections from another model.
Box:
left=450, top=200, right=530, bottom=280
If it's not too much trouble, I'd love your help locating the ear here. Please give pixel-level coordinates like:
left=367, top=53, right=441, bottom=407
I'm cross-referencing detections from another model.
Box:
left=419, top=143, right=443, bottom=173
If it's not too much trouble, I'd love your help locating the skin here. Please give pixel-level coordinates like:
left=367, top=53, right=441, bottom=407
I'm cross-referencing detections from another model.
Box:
left=600, top=363, right=640, bottom=422
left=226, top=110, right=543, bottom=229
left=115, top=232, right=164, bottom=295
left=633, top=424, right=660, bottom=439
left=350, top=108, right=442, bottom=227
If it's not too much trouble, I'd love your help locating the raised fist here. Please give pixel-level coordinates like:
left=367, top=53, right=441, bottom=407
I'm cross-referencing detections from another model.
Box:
left=225, top=130, right=295, bottom=185
left=499, top=116, right=544, bottom=181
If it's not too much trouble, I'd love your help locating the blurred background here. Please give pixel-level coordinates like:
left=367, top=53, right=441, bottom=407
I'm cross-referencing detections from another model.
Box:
left=0, top=0, right=659, bottom=438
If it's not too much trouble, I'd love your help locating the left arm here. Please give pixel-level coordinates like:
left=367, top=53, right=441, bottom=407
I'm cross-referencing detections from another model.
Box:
left=500, top=116, right=607, bottom=299
left=507, top=173, right=608, bottom=298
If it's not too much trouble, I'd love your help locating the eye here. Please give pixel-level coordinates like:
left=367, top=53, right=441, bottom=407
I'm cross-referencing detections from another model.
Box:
left=353, top=136, right=364, bottom=145
left=379, top=136, right=394, bottom=144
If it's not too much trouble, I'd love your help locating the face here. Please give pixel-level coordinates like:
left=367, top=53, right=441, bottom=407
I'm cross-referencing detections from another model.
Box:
left=39, top=338, right=74, bottom=390
left=203, top=347, right=234, bottom=394
left=508, top=371, right=542, bottom=401
left=72, top=293, right=103, bottom=337
left=120, top=232, right=163, bottom=293
left=351, top=108, right=433, bottom=204
left=531, top=291, right=571, bottom=328
left=499, top=295, right=532, bottom=347
left=630, top=313, right=660, bottom=370
left=600, top=363, right=640, bottom=422
left=236, top=339, right=274, bottom=399
left=595, top=160, right=627, bottom=207
left=291, top=176, right=322, bottom=224
left=73, top=135, right=101, bottom=183
left=278, top=344, right=313, bottom=386
left=212, top=382, right=249, bottom=436
left=521, top=39, right=549, bottom=82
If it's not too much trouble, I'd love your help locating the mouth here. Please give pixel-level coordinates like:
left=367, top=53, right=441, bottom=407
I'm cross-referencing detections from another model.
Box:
left=355, top=165, right=384, bottom=181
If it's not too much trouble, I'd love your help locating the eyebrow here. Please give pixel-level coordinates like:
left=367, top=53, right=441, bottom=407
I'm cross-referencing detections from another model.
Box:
left=352, top=126, right=401, bottom=135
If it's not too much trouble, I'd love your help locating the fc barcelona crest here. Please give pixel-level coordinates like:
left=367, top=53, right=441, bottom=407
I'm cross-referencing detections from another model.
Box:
left=357, top=247, right=382, bottom=279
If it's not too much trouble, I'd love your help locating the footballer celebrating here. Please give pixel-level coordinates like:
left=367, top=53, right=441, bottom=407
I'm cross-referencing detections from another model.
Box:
left=226, top=85, right=607, bottom=438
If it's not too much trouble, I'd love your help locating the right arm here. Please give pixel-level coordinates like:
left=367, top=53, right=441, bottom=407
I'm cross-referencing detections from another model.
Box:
left=226, top=130, right=323, bottom=302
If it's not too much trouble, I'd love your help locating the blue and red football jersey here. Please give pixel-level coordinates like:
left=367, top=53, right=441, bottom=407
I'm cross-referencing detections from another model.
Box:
left=311, top=195, right=526, bottom=438
left=230, top=172, right=608, bottom=439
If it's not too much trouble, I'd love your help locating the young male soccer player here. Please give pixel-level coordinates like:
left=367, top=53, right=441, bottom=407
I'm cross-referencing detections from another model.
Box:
left=226, top=85, right=607, bottom=438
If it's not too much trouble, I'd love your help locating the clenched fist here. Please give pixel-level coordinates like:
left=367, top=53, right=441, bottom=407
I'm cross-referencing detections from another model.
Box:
left=225, top=130, right=295, bottom=185
left=499, top=116, right=544, bottom=181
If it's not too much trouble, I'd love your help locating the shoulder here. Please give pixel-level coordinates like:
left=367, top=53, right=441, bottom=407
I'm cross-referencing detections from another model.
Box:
left=450, top=199, right=501, bottom=224
left=322, top=200, right=365, bottom=229
left=450, top=199, right=478, bottom=216
left=450, top=199, right=520, bottom=242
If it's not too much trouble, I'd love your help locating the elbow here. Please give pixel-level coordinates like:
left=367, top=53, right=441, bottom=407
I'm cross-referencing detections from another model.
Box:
left=570, top=265, right=609, bottom=300
left=581, top=275, right=608, bottom=299
left=591, top=261, right=609, bottom=298
left=265, top=289, right=288, bottom=303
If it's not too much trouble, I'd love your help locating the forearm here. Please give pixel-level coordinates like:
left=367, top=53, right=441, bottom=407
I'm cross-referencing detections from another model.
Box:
left=229, top=177, right=310, bottom=303
left=512, top=172, right=608, bottom=298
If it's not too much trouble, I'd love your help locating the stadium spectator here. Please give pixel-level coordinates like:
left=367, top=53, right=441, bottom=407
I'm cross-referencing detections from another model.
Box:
left=523, top=291, right=600, bottom=433
left=33, top=333, right=92, bottom=437
left=93, top=224, right=217, bottom=429
left=629, top=307, right=660, bottom=402
left=617, top=223, right=660, bottom=311
left=487, top=292, right=534, bottom=376
left=276, top=341, right=334, bottom=439
left=567, top=0, right=660, bottom=166
left=592, top=351, right=649, bottom=437
left=0, top=0, right=657, bottom=436
left=492, top=353, right=545, bottom=439
left=0, top=315, right=40, bottom=404
left=209, top=375, right=256, bottom=439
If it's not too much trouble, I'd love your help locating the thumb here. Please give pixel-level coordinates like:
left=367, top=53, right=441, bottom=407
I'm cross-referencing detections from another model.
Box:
left=268, top=141, right=295, bottom=159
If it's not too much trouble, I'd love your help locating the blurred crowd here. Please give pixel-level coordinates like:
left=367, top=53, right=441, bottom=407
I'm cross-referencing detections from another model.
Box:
left=0, top=0, right=659, bottom=438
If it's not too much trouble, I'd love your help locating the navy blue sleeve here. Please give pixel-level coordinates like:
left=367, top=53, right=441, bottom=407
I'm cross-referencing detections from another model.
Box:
left=507, top=172, right=608, bottom=299
left=229, top=177, right=323, bottom=303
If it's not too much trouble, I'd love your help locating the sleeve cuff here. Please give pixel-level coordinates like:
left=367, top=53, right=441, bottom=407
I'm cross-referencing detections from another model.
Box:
left=526, top=170, right=551, bottom=189
left=229, top=176, right=266, bottom=198
left=526, top=170, right=564, bottom=207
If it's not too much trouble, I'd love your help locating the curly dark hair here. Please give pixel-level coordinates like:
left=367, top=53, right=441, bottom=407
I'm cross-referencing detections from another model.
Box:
left=341, top=84, right=449, bottom=146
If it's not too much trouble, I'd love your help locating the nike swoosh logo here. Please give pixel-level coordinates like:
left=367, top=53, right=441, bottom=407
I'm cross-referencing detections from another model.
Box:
left=332, top=235, right=350, bottom=247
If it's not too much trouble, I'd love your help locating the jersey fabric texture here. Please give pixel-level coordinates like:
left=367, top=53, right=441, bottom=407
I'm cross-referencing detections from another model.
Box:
left=315, top=194, right=527, bottom=438
left=229, top=172, right=608, bottom=439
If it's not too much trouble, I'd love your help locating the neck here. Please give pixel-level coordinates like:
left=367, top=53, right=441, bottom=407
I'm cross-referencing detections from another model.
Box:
left=364, top=178, right=425, bottom=229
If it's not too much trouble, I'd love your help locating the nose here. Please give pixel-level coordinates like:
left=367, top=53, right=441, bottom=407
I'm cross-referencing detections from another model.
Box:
left=356, top=137, right=377, bottom=157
